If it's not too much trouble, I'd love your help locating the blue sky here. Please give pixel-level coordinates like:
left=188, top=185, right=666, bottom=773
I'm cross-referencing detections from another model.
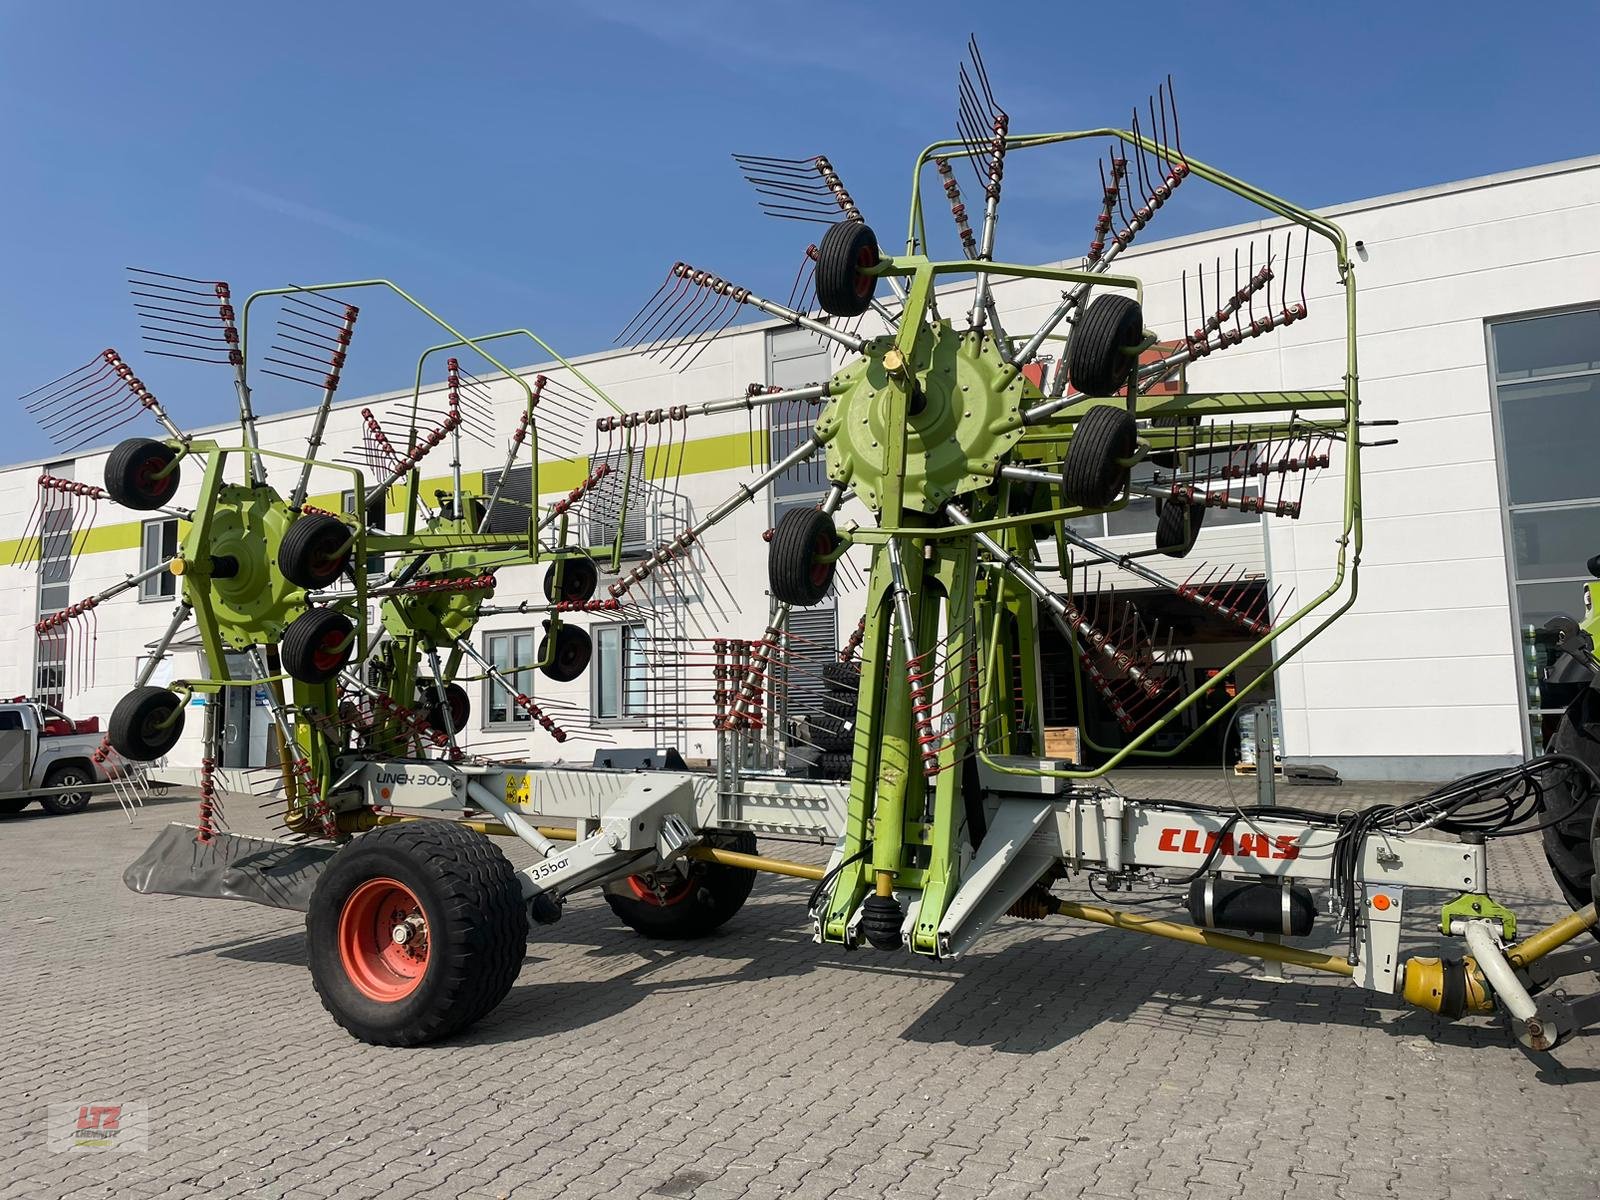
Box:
left=3, top=1, right=1597, bottom=463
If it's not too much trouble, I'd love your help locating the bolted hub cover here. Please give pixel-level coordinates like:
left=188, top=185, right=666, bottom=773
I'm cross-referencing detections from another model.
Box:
left=816, top=322, right=1034, bottom=515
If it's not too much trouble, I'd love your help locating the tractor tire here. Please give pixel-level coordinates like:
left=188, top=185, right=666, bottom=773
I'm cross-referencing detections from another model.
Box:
left=1061, top=404, right=1138, bottom=508
left=769, top=507, right=838, bottom=607
left=281, top=608, right=356, bottom=685
left=278, top=513, right=352, bottom=590
left=1155, top=498, right=1206, bottom=558
left=1539, top=688, right=1600, bottom=929
left=822, top=662, right=861, bottom=692
left=109, top=686, right=185, bottom=762
left=808, top=712, right=854, bottom=752
left=1066, top=293, right=1144, bottom=397
left=307, top=820, right=528, bottom=1046
left=538, top=624, right=592, bottom=683
left=0, top=798, right=32, bottom=815
left=822, top=692, right=857, bottom=720
left=39, top=764, right=93, bottom=815
left=422, top=682, right=470, bottom=735
left=814, top=220, right=880, bottom=318
left=818, top=751, right=853, bottom=779
left=543, top=557, right=598, bottom=605
left=104, top=438, right=180, bottom=511
left=603, top=830, right=758, bottom=940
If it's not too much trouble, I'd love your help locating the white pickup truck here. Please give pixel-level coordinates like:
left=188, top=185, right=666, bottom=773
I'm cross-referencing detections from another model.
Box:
left=0, top=699, right=112, bottom=816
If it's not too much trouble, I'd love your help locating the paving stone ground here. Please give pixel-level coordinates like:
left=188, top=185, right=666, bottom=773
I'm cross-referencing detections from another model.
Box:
left=2, top=771, right=1598, bottom=1200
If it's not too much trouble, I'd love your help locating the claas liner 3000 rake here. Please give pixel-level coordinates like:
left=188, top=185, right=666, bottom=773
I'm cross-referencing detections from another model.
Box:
left=32, top=47, right=1600, bottom=1049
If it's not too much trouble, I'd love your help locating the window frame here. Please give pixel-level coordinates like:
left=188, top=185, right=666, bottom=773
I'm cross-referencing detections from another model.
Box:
left=591, top=621, right=648, bottom=725
left=139, top=517, right=179, bottom=602
left=480, top=628, right=539, bottom=729
left=1484, top=301, right=1600, bottom=755
left=340, top=489, right=387, bottom=578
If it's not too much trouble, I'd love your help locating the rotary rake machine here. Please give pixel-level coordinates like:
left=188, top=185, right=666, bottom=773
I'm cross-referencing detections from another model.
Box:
left=16, top=273, right=643, bottom=843
left=31, top=45, right=1600, bottom=1051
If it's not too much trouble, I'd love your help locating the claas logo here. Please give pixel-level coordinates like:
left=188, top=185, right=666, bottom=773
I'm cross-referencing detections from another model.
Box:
left=1158, top=828, right=1300, bottom=860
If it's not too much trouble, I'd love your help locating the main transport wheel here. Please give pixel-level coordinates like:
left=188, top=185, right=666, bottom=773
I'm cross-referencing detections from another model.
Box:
left=1066, top=293, right=1144, bottom=397
left=1155, top=498, right=1206, bottom=558
left=814, top=220, right=880, bottom=318
left=1061, top=404, right=1138, bottom=508
left=280, top=608, right=356, bottom=685
left=278, top=513, right=352, bottom=590
left=538, top=624, right=592, bottom=682
left=604, top=830, right=758, bottom=939
left=769, top=507, right=838, bottom=606
left=104, top=438, right=180, bottom=511
left=543, top=557, right=598, bottom=605
left=39, top=764, right=93, bottom=815
left=422, top=682, right=470, bottom=734
left=307, top=821, right=528, bottom=1046
left=1539, top=688, right=1600, bottom=928
left=109, top=686, right=185, bottom=761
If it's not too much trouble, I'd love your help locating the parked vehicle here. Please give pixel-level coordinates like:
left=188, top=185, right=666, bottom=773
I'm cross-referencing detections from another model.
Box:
left=0, top=698, right=110, bottom=816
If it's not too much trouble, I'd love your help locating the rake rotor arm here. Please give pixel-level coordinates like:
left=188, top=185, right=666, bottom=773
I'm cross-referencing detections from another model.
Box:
left=945, top=504, right=1164, bottom=694
left=451, top=637, right=567, bottom=742
left=608, top=435, right=826, bottom=599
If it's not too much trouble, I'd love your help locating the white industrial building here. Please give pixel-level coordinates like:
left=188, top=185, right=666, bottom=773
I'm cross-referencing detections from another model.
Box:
left=1, top=155, right=1596, bottom=782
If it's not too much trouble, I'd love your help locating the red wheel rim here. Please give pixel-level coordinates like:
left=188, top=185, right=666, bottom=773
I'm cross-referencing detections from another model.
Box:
left=853, top=245, right=877, bottom=298
left=338, top=877, right=430, bottom=1002
left=311, top=627, right=349, bottom=673
left=808, top=532, right=835, bottom=588
left=625, top=872, right=694, bottom=908
left=132, top=455, right=166, bottom=498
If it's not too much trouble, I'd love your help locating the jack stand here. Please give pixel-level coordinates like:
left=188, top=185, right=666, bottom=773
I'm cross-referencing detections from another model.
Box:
left=1255, top=933, right=1289, bottom=983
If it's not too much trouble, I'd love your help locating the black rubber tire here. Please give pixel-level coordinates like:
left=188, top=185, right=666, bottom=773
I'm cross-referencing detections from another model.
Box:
left=603, top=830, right=758, bottom=939
left=769, top=507, right=838, bottom=607
left=808, top=712, right=854, bottom=752
left=822, top=662, right=861, bottom=692
left=1155, top=498, right=1206, bottom=558
left=814, top=220, right=880, bottom=318
left=0, top=798, right=32, bottom=815
left=861, top=894, right=905, bottom=951
left=38, top=764, right=93, bottom=815
left=543, top=557, right=598, bottom=605
left=423, top=682, right=470, bottom=734
left=1061, top=404, right=1138, bottom=508
left=818, top=751, right=853, bottom=779
left=538, top=624, right=592, bottom=683
left=109, top=686, right=185, bottom=761
left=278, top=513, right=352, bottom=590
left=307, top=821, right=528, bottom=1046
left=1539, top=689, right=1600, bottom=929
left=822, top=692, right=857, bottom=720
left=1066, top=293, right=1144, bottom=397
left=281, top=608, right=356, bottom=685
left=104, top=437, right=180, bottom=511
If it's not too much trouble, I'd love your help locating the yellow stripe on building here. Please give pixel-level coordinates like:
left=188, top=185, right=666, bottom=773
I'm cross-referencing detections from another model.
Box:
left=0, top=429, right=771, bottom=563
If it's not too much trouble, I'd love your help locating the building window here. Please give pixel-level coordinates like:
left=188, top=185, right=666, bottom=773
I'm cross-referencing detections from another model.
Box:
left=140, top=518, right=179, bottom=601
left=594, top=623, right=646, bottom=721
left=585, top=449, right=648, bottom=555
left=481, top=465, right=533, bottom=535
left=767, top=328, right=833, bottom=518
left=1488, top=306, right=1600, bottom=750
left=340, top=490, right=386, bottom=577
left=482, top=630, right=537, bottom=727
left=33, top=460, right=74, bottom=706
left=778, top=605, right=838, bottom=724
